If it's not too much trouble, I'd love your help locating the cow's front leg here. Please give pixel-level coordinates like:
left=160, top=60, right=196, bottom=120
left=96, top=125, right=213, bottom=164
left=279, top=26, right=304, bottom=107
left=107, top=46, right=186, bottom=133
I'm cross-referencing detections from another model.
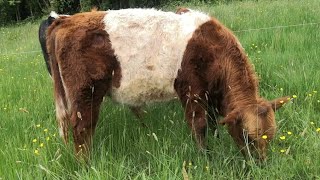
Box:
left=174, top=78, right=208, bottom=150
left=207, top=105, right=220, bottom=138
left=184, top=96, right=208, bottom=149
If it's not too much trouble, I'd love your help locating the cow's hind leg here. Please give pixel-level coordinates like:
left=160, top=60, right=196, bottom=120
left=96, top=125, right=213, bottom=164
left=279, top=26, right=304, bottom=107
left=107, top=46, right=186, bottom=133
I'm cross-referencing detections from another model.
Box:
left=129, top=106, right=148, bottom=127
left=55, top=93, right=69, bottom=144
left=69, top=80, right=109, bottom=159
left=52, top=59, right=70, bottom=144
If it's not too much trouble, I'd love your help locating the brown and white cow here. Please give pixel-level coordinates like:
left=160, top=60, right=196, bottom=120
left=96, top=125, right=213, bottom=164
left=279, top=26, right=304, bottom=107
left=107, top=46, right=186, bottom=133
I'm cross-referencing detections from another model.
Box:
left=45, top=9, right=290, bottom=160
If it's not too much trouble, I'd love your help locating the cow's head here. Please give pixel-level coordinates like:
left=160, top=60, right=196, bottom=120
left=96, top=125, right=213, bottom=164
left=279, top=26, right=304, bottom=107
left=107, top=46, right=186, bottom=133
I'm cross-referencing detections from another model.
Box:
left=220, top=96, right=291, bottom=161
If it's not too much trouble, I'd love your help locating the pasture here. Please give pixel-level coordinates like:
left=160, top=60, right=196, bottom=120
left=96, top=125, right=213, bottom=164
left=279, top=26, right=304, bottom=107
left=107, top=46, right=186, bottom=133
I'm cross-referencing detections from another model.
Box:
left=0, top=0, right=319, bottom=179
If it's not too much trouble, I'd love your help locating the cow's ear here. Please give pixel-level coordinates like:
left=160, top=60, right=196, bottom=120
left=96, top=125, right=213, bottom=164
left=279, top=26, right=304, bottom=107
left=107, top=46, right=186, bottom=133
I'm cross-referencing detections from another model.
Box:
left=176, top=7, right=190, bottom=14
left=219, top=110, right=241, bottom=125
left=269, top=96, right=292, bottom=111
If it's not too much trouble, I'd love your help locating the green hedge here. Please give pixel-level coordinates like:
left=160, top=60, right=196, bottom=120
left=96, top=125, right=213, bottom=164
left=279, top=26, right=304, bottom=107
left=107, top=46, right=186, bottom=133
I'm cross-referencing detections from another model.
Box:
left=0, top=0, right=50, bottom=25
left=0, top=0, right=239, bottom=25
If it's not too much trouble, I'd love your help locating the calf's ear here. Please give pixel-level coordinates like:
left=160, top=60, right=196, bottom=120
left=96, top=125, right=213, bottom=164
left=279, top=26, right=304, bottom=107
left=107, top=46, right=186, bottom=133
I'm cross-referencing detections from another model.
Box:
left=269, top=96, right=292, bottom=111
left=219, top=110, right=241, bottom=125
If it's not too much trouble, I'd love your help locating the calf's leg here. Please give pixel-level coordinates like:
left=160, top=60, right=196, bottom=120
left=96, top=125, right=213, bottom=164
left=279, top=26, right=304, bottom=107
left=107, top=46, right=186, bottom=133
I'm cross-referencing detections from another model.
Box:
left=69, top=81, right=109, bottom=158
left=129, top=106, right=148, bottom=127
left=184, top=97, right=208, bottom=149
left=174, top=75, right=208, bottom=149
left=206, top=100, right=220, bottom=138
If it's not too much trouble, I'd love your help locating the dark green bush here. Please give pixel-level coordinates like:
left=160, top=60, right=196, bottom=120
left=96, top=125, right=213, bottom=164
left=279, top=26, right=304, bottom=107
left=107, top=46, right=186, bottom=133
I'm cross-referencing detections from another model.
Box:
left=0, top=0, right=50, bottom=25
left=0, top=0, right=244, bottom=25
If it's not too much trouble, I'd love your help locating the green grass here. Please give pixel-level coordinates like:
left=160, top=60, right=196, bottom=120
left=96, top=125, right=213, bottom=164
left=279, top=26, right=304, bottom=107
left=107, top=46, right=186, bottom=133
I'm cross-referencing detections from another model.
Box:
left=1, top=0, right=320, bottom=179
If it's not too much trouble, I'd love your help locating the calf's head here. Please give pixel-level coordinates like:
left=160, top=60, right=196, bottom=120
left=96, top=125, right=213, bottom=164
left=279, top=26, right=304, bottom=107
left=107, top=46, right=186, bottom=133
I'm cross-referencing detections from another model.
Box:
left=220, top=96, right=291, bottom=161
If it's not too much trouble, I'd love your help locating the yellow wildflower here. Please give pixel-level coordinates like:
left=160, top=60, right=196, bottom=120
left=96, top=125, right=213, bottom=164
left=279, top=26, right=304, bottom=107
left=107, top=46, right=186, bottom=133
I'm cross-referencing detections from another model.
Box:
left=40, top=143, right=44, bottom=148
left=313, top=90, right=317, bottom=93
left=46, top=137, right=50, bottom=141
left=292, top=95, right=297, bottom=98
left=19, top=108, right=29, bottom=113
left=43, top=129, right=48, bottom=133
left=316, top=128, right=320, bottom=132
left=311, top=122, right=315, bottom=125
left=287, top=131, right=292, bottom=135
left=32, top=139, right=37, bottom=143
left=189, top=162, right=192, bottom=166
left=280, top=136, right=286, bottom=140
left=34, top=149, right=39, bottom=155
left=36, top=124, right=40, bottom=128
left=280, top=149, right=285, bottom=153
left=262, top=135, right=268, bottom=139
left=308, top=94, right=312, bottom=97
left=280, top=88, right=283, bottom=91
left=205, top=166, right=209, bottom=171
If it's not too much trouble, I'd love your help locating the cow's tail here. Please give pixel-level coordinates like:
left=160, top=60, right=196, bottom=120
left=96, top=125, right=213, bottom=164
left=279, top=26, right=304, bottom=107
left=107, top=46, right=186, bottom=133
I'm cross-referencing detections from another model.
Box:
left=46, top=17, right=70, bottom=144
left=38, top=12, right=59, bottom=76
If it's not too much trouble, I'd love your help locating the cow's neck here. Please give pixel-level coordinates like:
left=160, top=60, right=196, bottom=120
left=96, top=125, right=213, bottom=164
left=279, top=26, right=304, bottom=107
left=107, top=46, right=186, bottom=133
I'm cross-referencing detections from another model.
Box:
left=218, top=52, right=259, bottom=116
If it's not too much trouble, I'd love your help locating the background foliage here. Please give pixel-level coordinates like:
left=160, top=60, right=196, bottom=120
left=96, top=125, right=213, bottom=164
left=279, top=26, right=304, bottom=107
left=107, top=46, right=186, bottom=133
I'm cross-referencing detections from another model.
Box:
left=0, top=0, right=240, bottom=25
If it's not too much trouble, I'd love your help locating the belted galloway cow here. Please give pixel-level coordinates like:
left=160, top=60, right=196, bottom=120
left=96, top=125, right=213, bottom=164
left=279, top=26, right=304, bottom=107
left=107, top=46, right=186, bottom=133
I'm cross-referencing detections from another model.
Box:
left=43, top=8, right=290, bottom=160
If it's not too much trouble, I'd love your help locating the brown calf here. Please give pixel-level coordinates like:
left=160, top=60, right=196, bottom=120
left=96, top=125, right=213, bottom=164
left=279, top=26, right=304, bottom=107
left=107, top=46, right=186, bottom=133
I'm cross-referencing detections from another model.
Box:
left=45, top=9, right=289, bottom=160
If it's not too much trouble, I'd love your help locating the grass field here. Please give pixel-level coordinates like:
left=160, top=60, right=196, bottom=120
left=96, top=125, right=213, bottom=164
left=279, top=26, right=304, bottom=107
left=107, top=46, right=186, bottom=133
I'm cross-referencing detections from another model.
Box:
left=0, top=0, right=319, bottom=179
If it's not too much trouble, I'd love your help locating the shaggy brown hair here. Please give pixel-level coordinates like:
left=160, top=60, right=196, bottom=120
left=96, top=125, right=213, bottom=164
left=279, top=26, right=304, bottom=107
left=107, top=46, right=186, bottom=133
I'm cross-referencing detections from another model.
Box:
left=45, top=10, right=289, bottom=161
left=174, top=18, right=290, bottom=160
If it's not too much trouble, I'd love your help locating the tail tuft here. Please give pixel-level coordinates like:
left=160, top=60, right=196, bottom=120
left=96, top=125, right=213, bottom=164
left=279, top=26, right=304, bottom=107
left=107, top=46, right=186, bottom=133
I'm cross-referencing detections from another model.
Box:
left=50, top=11, right=60, bottom=19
